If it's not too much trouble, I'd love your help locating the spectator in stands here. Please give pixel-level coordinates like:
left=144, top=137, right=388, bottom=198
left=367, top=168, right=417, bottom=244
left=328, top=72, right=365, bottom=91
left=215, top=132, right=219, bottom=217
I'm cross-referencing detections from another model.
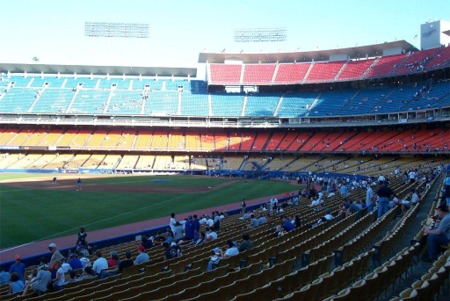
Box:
left=118, top=251, right=134, bottom=274
left=141, top=235, right=153, bottom=249
left=0, top=266, right=10, bottom=285
left=169, top=212, right=177, bottom=234
left=401, top=189, right=420, bottom=214
left=75, top=227, right=87, bottom=249
left=194, top=231, right=206, bottom=246
left=258, top=213, right=268, bottom=224
left=9, top=272, right=25, bottom=294
left=107, top=251, right=120, bottom=268
left=281, top=215, right=295, bottom=232
left=77, top=266, right=95, bottom=282
left=22, top=265, right=51, bottom=296
left=68, top=252, right=83, bottom=271
left=92, top=250, right=108, bottom=275
left=241, top=197, right=246, bottom=215
left=222, top=240, right=239, bottom=259
left=376, top=181, right=394, bottom=218
left=366, top=184, right=376, bottom=212
left=294, top=215, right=302, bottom=228
left=134, top=246, right=150, bottom=265
left=77, top=250, right=91, bottom=268
left=423, top=204, right=450, bottom=261
left=250, top=214, right=260, bottom=228
left=48, top=243, right=64, bottom=274
left=212, top=211, right=221, bottom=232
left=8, top=255, right=25, bottom=282
left=163, top=242, right=181, bottom=260
left=184, top=215, right=195, bottom=242
left=51, top=261, right=65, bottom=291
left=173, top=221, right=184, bottom=241
left=205, top=227, right=218, bottom=242
left=206, top=247, right=222, bottom=271
left=238, top=233, right=253, bottom=252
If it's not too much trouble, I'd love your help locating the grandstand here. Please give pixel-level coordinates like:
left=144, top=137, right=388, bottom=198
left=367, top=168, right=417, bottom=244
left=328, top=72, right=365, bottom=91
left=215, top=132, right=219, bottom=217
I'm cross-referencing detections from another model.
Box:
left=1, top=24, right=450, bottom=301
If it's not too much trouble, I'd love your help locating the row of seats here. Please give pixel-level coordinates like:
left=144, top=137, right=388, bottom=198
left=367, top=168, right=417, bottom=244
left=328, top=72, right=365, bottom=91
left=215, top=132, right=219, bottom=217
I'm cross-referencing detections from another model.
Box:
left=209, top=46, right=450, bottom=85
left=0, top=127, right=448, bottom=154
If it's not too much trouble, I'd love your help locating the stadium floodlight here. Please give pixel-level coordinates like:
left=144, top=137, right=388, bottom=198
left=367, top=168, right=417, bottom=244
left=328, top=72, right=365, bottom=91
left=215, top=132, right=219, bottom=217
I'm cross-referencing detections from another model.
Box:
left=234, top=28, right=287, bottom=42
left=85, top=22, right=149, bottom=38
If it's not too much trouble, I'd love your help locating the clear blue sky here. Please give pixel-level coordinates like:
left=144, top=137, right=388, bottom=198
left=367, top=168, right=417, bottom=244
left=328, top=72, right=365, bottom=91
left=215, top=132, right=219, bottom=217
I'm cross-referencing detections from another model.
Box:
left=1, top=0, right=449, bottom=67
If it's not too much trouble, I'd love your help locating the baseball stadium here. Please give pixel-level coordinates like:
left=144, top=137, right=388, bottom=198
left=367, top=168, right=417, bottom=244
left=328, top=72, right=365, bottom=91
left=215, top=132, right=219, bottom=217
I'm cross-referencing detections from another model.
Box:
left=0, top=2, right=449, bottom=300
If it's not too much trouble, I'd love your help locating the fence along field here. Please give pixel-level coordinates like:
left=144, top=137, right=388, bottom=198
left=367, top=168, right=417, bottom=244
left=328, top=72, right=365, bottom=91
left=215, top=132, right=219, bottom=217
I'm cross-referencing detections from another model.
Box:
left=0, top=173, right=300, bottom=248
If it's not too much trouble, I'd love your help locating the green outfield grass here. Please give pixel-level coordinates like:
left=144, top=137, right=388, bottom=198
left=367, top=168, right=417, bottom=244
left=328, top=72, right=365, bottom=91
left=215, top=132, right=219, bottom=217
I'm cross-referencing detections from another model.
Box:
left=0, top=174, right=301, bottom=248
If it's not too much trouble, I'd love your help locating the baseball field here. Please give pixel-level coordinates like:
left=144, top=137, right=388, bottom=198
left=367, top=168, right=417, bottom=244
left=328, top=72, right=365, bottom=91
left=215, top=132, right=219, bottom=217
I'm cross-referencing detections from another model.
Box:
left=0, top=173, right=300, bottom=249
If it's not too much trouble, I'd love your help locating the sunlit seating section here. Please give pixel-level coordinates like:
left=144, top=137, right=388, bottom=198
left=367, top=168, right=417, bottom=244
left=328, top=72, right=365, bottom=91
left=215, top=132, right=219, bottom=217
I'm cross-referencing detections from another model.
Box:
left=21, top=129, right=45, bottom=146
left=228, top=132, right=242, bottom=151
left=66, top=154, right=91, bottom=170
left=305, top=61, right=344, bottom=83
left=209, top=64, right=242, bottom=84
left=135, top=155, right=156, bottom=170
left=245, top=94, right=279, bottom=116
left=151, top=131, right=169, bottom=150
left=372, top=85, right=420, bottom=114
left=211, top=94, right=244, bottom=116
left=144, top=91, right=178, bottom=115
left=116, top=131, right=135, bottom=150
left=0, top=153, right=23, bottom=168
left=32, top=88, right=75, bottom=113
left=37, top=129, right=64, bottom=147
left=242, top=64, right=276, bottom=84
left=309, top=89, right=356, bottom=116
left=44, top=153, right=75, bottom=170
left=174, top=155, right=191, bottom=170
left=153, top=155, right=173, bottom=169
left=55, top=129, right=77, bottom=147
left=277, top=92, right=318, bottom=117
left=185, top=132, right=201, bottom=151
left=70, top=130, right=92, bottom=149
left=180, top=92, right=209, bottom=116
left=8, top=154, right=43, bottom=169
left=222, top=156, right=244, bottom=170
left=0, top=88, right=38, bottom=113
left=9, top=75, right=32, bottom=87
left=100, top=130, right=124, bottom=149
left=399, top=81, right=450, bottom=111
left=393, top=48, right=440, bottom=75
left=215, top=132, right=228, bottom=151
left=116, top=155, right=139, bottom=170
left=98, top=77, right=131, bottom=89
left=65, top=77, right=99, bottom=89
left=425, top=46, right=450, bottom=70
left=133, top=130, right=152, bottom=150
left=82, top=154, right=105, bottom=169
left=165, top=79, right=187, bottom=91
left=200, top=133, right=215, bottom=151
left=337, top=59, right=374, bottom=81
left=6, top=129, right=36, bottom=146
left=339, top=87, right=392, bottom=116
left=274, top=63, right=310, bottom=84
left=98, top=154, right=121, bottom=169
left=106, top=90, right=143, bottom=114
left=168, top=132, right=184, bottom=150
left=30, top=76, right=65, bottom=88
left=69, top=89, right=110, bottom=114
left=365, top=53, right=407, bottom=78
left=26, top=154, right=58, bottom=169
left=240, top=132, right=256, bottom=151
left=132, top=78, right=162, bottom=90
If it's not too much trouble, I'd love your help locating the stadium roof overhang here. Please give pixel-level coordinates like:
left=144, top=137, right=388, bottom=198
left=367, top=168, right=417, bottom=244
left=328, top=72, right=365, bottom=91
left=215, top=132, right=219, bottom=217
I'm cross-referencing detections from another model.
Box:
left=0, top=63, right=197, bottom=77
left=198, top=40, right=417, bottom=64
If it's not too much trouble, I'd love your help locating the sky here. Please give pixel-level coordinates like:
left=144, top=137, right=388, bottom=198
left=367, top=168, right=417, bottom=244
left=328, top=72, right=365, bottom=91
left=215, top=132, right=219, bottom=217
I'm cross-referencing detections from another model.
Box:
left=1, top=0, right=449, bottom=68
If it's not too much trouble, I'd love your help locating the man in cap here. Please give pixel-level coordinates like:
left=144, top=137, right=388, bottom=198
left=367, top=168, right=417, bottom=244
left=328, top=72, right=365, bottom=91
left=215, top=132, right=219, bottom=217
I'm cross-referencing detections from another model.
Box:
left=134, top=245, right=150, bottom=265
left=423, top=204, right=450, bottom=261
left=48, top=243, right=63, bottom=273
left=8, top=255, right=25, bottom=282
